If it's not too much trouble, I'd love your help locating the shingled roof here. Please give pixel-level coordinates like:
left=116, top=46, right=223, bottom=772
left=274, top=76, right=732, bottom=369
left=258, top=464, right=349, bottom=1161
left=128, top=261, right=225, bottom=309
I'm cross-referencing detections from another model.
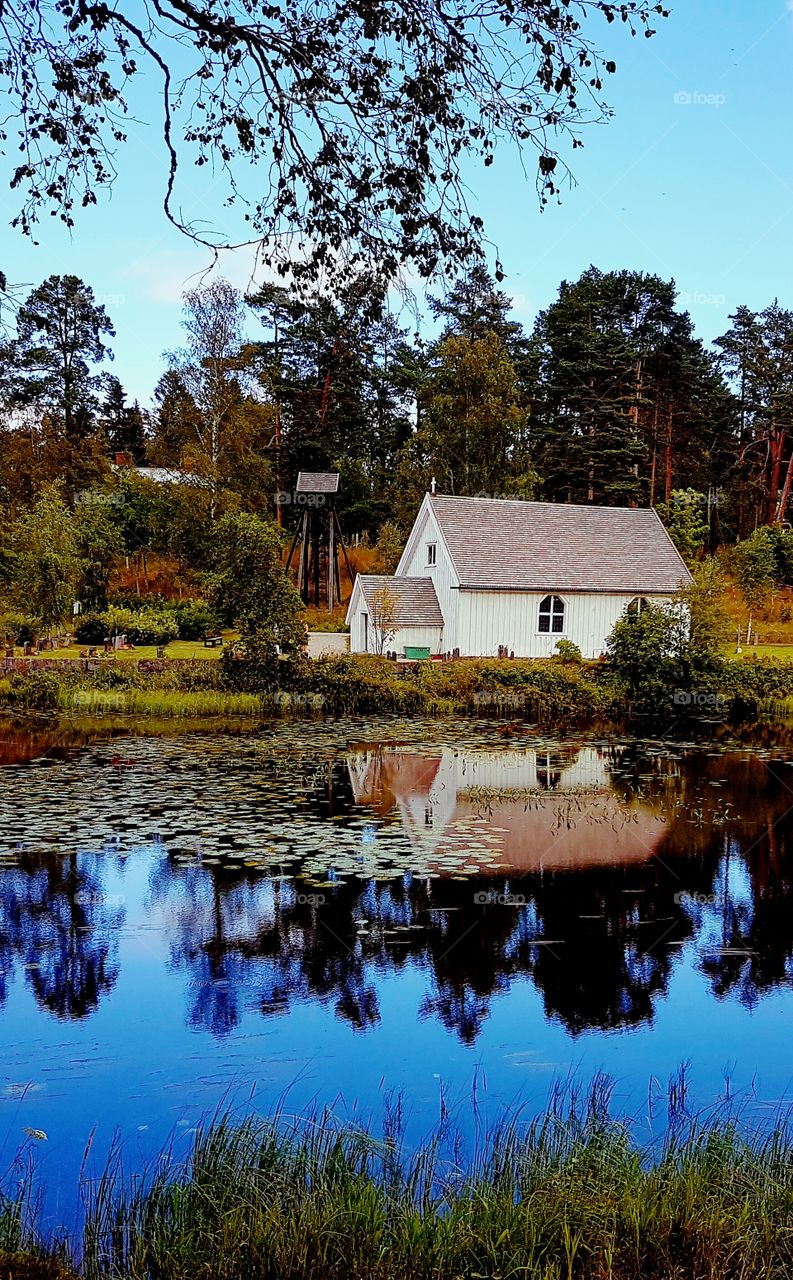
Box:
left=296, top=471, right=340, bottom=494
left=428, top=496, right=692, bottom=593
left=357, top=576, right=444, bottom=627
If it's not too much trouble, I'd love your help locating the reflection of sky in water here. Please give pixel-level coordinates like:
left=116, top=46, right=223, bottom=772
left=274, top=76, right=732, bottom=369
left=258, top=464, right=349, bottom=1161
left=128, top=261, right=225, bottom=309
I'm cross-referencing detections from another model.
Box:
left=1, top=722, right=793, bottom=1224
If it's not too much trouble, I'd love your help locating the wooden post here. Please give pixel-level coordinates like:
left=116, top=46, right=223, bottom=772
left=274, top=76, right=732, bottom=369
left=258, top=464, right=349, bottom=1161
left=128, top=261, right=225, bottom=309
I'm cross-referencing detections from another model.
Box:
left=296, top=511, right=309, bottom=600
left=334, top=508, right=354, bottom=597
left=285, top=514, right=303, bottom=574
left=328, top=511, right=335, bottom=609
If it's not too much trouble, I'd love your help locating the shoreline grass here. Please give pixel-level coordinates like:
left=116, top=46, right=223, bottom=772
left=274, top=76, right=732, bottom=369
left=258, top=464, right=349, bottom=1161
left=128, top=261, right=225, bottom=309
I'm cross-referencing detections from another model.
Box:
left=7, top=1085, right=793, bottom=1279
left=63, top=688, right=266, bottom=718
left=8, top=649, right=793, bottom=724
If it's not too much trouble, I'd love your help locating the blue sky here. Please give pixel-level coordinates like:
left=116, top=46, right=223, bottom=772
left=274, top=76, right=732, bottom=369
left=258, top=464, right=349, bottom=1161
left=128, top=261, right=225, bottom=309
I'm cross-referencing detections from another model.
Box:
left=1, top=0, right=791, bottom=404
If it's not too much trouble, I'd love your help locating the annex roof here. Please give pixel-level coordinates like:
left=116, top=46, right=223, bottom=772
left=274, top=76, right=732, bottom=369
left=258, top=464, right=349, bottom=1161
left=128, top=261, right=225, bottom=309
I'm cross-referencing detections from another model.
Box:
left=356, top=576, right=444, bottom=627
left=427, top=495, right=692, bottom=593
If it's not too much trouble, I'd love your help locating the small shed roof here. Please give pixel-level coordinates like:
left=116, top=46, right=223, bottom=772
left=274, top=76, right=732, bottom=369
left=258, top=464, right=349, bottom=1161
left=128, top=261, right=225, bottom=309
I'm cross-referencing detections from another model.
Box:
left=357, top=576, right=444, bottom=627
left=296, top=471, right=340, bottom=494
left=428, top=496, right=692, bottom=593
left=111, top=465, right=204, bottom=487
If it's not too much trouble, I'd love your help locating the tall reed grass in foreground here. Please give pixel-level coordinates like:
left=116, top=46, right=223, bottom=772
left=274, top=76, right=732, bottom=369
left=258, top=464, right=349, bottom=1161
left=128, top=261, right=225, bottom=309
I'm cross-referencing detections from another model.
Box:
left=63, top=689, right=265, bottom=718
left=7, top=1081, right=793, bottom=1279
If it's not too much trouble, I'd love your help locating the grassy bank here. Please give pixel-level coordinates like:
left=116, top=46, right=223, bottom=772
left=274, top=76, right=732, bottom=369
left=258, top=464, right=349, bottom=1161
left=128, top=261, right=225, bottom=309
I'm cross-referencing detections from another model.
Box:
left=6, top=1091, right=793, bottom=1279
left=66, top=688, right=265, bottom=718
left=0, top=655, right=612, bottom=724
left=6, top=650, right=793, bottom=723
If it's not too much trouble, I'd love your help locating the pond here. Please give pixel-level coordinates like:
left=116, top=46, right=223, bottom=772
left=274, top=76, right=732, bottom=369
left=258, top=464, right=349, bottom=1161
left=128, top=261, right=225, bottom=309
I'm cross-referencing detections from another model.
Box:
left=2, top=715, right=793, bottom=1225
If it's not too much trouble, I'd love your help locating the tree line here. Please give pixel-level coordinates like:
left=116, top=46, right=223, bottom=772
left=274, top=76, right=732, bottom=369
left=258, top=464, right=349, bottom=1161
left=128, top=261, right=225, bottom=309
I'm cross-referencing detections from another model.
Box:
left=2, top=264, right=793, bottom=574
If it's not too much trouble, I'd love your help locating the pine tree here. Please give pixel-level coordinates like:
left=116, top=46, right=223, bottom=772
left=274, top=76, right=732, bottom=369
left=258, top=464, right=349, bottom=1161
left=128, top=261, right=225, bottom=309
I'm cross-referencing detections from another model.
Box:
left=99, top=375, right=147, bottom=462
left=412, top=331, right=532, bottom=498
left=715, top=302, right=793, bottom=528
left=15, top=275, right=115, bottom=440
left=531, top=267, right=734, bottom=507
left=247, top=278, right=416, bottom=532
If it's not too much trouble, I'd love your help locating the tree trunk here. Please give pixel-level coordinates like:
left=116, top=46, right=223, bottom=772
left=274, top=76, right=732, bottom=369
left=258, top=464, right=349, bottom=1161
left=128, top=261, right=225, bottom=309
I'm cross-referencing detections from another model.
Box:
left=664, top=404, right=674, bottom=504
left=275, top=403, right=283, bottom=527
left=774, top=439, right=793, bottom=524
left=767, top=427, right=786, bottom=525
left=648, top=401, right=659, bottom=506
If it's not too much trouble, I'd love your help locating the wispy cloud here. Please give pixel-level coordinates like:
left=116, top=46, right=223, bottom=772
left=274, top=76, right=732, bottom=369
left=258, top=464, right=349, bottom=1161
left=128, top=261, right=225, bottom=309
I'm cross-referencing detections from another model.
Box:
left=121, top=241, right=289, bottom=305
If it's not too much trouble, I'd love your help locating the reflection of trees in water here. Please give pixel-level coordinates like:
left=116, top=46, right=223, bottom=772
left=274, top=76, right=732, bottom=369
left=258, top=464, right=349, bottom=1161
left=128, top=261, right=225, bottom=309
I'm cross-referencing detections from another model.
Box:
left=146, top=749, right=793, bottom=1042
left=4, top=745, right=793, bottom=1034
left=0, top=849, right=124, bottom=1017
left=525, top=863, right=697, bottom=1034
left=146, top=856, right=698, bottom=1043
left=148, top=861, right=382, bottom=1036
left=621, top=751, right=793, bottom=1009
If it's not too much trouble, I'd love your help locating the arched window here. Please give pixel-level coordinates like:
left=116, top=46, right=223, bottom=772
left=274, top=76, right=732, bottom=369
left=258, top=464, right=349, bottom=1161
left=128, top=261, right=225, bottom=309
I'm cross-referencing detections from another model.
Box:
left=626, top=597, right=650, bottom=618
left=538, top=595, right=565, bottom=634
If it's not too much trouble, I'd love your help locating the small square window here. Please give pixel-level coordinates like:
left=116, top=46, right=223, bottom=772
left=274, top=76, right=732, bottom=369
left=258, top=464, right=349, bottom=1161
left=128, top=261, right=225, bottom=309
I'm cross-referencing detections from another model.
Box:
left=427, top=543, right=437, bottom=566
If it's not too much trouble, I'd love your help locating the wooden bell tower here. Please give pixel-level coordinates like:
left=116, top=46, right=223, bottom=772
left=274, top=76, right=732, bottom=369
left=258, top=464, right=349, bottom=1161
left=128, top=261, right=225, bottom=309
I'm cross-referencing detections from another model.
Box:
left=285, top=471, right=353, bottom=609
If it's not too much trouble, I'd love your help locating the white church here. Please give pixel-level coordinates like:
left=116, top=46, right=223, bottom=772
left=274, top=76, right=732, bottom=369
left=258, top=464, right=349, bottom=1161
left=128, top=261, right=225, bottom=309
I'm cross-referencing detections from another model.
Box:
left=346, top=493, right=691, bottom=660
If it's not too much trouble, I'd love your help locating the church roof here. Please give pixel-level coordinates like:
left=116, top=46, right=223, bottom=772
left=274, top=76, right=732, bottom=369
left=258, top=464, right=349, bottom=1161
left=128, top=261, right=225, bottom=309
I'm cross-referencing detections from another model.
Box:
left=427, top=495, right=692, bottom=593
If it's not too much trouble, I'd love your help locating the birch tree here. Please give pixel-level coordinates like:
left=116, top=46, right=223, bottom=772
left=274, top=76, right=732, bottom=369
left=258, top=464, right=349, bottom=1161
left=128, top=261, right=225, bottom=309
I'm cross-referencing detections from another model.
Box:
left=168, top=280, right=247, bottom=512
left=370, top=585, right=398, bottom=656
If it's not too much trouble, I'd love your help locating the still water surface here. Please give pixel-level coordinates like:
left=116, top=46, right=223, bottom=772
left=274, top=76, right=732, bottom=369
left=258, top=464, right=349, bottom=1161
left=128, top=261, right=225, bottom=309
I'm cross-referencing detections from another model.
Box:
left=1, top=717, right=793, bottom=1220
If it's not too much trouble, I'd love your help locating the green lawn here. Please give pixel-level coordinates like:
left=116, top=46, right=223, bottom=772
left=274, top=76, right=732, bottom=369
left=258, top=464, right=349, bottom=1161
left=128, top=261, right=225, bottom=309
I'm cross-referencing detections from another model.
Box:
left=9, top=633, right=239, bottom=662
left=725, top=643, right=793, bottom=661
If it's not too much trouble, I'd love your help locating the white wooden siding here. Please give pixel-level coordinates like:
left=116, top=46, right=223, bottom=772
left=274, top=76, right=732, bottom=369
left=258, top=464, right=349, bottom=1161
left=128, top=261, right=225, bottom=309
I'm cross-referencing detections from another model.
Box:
left=349, top=608, right=442, bottom=655
left=388, top=624, right=443, bottom=654
left=353, top=495, right=677, bottom=658
left=396, top=503, right=461, bottom=649
left=453, top=591, right=675, bottom=659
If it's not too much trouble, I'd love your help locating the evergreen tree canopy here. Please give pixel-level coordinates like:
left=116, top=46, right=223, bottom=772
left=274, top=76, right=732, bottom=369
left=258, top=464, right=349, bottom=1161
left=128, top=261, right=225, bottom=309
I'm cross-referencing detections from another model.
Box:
left=530, top=267, right=734, bottom=507
left=14, top=275, right=115, bottom=441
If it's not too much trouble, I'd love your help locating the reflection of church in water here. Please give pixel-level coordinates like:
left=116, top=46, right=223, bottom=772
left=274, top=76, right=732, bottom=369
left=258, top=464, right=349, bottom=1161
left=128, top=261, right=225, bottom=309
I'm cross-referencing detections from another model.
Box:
left=347, top=746, right=668, bottom=872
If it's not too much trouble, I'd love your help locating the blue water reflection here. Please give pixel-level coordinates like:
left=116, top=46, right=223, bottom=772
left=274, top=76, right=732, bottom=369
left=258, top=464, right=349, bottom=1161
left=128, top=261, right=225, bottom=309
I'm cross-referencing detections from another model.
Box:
left=1, top=721, right=792, bottom=1223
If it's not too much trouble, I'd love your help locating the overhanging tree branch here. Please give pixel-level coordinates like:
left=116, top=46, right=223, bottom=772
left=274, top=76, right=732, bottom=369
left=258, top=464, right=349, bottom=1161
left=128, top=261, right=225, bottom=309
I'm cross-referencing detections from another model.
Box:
left=0, top=0, right=668, bottom=285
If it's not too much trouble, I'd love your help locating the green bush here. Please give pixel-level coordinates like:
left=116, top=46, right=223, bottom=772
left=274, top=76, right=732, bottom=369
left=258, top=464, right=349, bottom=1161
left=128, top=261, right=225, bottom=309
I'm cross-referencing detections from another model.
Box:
left=173, top=598, right=218, bottom=640
left=3, top=671, right=68, bottom=710
left=303, top=615, right=350, bottom=633
left=109, top=606, right=179, bottom=646
left=553, top=639, right=583, bottom=664
left=730, top=527, right=778, bottom=608
left=75, top=607, right=178, bottom=647
left=86, top=663, right=145, bottom=690
left=74, top=613, right=108, bottom=645
left=655, top=488, right=709, bottom=562
left=222, top=652, right=610, bottom=721
left=0, top=612, right=41, bottom=645
left=107, top=593, right=170, bottom=612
